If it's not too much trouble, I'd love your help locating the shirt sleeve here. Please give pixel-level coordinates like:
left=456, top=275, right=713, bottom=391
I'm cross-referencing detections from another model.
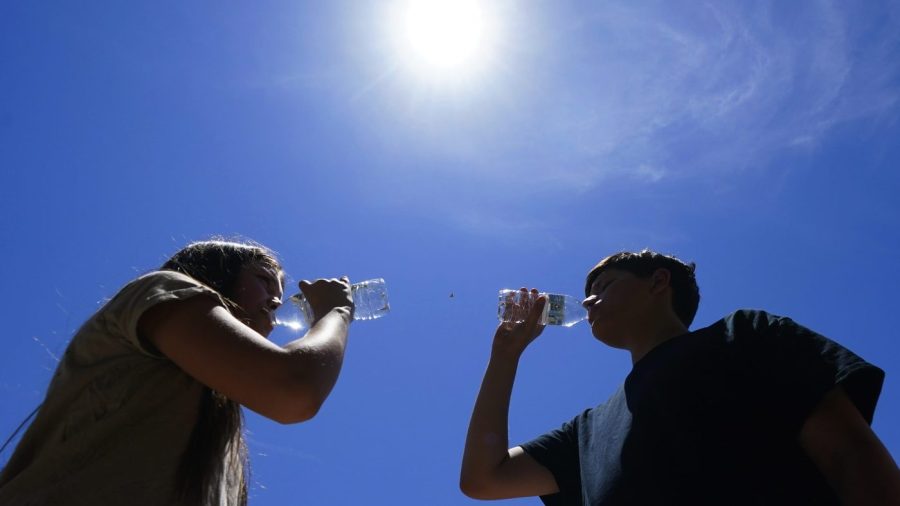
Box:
left=733, top=310, right=885, bottom=434
left=519, top=413, right=584, bottom=506
left=100, top=270, right=228, bottom=357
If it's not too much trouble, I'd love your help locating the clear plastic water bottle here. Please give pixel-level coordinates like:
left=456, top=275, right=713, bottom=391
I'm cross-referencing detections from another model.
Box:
left=276, top=278, right=390, bottom=331
left=497, top=289, right=586, bottom=327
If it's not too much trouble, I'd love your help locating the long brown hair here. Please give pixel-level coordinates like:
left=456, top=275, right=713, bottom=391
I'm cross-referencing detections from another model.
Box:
left=161, top=239, right=283, bottom=505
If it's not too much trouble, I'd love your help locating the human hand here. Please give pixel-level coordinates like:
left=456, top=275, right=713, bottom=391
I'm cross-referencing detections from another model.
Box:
left=299, top=276, right=354, bottom=323
left=492, top=288, right=546, bottom=358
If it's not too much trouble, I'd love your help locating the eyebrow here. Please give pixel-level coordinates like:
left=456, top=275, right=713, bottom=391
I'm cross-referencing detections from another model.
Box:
left=255, top=268, right=283, bottom=293
left=592, top=273, right=617, bottom=290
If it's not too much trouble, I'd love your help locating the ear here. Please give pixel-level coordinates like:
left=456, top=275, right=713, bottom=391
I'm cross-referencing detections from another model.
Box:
left=649, top=268, right=671, bottom=295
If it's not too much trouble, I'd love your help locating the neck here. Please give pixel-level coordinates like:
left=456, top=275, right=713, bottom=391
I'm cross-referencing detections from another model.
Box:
left=628, top=316, right=689, bottom=364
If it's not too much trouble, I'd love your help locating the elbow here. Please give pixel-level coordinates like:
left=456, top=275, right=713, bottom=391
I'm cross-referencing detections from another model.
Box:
left=271, top=387, right=327, bottom=424
left=459, top=473, right=493, bottom=500
left=260, top=350, right=342, bottom=424
left=460, top=484, right=497, bottom=501
left=459, top=482, right=481, bottom=500
left=269, top=402, right=320, bottom=425
left=272, top=411, right=316, bottom=425
left=258, top=377, right=329, bottom=424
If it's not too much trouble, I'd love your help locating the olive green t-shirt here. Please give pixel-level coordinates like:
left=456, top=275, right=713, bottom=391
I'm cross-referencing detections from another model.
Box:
left=0, top=271, right=243, bottom=506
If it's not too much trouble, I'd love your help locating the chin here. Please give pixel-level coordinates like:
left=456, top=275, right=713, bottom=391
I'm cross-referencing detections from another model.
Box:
left=590, top=329, right=609, bottom=344
left=591, top=326, right=626, bottom=349
left=591, top=332, right=611, bottom=344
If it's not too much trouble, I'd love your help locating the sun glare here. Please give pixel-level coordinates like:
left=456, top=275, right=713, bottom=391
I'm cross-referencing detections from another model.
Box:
left=392, top=0, right=496, bottom=80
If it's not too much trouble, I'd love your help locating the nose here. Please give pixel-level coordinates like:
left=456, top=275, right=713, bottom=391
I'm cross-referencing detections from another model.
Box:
left=582, top=295, right=598, bottom=309
left=268, top=297, right=282, bottom=311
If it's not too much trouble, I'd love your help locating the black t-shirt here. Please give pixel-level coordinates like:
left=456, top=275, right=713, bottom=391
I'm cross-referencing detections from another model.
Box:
left=520, top=310, right=885, bottom=506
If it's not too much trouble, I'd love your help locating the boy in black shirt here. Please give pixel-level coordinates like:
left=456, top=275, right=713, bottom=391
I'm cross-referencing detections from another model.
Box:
left=461, top=250, right=900, bottom=505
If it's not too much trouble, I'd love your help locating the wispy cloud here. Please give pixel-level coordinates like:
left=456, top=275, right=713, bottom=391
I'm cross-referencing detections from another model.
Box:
left=529, top=0, right=900, bottom=187
left=325, top=0, right=899, bottom=238
left=357, top=0, right=899, bottom=194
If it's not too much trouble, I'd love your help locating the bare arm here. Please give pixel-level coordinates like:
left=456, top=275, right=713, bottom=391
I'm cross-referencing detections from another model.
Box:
left=139, top=278, right=353, bottom=424
left=800, top=386, right=900, bottom=506
left=460, top=289, right=559, bottom=500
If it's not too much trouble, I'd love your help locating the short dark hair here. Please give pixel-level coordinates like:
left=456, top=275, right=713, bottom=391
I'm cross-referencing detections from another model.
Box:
left=585, top=249, right=700, bottom=327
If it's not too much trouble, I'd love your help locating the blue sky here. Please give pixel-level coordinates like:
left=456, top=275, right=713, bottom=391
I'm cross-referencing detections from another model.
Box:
left=2, top=1, right=899, bottom=504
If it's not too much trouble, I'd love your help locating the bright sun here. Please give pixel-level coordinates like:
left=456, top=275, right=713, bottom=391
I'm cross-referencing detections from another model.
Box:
left=392, top=0, right=496, bottom=79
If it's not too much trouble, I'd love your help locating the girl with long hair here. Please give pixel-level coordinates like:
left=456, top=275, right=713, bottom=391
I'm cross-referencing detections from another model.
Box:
left=0, top=239, right=354, bottom=505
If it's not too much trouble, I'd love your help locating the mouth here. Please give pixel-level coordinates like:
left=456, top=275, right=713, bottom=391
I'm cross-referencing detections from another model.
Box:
left=586, top=305, right=600, bottom=325
left=260, top=308, right=276, bottom=333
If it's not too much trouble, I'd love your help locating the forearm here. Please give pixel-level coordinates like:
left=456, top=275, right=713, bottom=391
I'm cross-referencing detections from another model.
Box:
left=800, top=386, right=900, bottom=506
left=461, top=350, right=521, bottom=490
left=834, top=439, right=900, bottom=506
left=283, top=307, right=352, bottom=415
left=289, top=306, right=351, bottom=354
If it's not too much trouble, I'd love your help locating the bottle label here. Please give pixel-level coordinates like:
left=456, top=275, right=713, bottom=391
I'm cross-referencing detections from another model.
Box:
left=545, top=294, right=566, bottom=325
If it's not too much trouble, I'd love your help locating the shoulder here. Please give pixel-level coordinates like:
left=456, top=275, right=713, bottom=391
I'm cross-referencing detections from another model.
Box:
left=678, top=310, right=819, bottom=364
left=119, top=269, right=212, bottom=294
left=570, top=386, right=630, bottom=438
left=94, top=271, right=228, bottom=356
left=523, top=403, right=605, bottom=453
left=700, top=309, right=802, bottom=343
left=716, top=310, right=885, bottom=422
left=712, top=309, right=844, bottom=348
left=717, top=308, right=782, bottom=329
left=105, top=270, right=227, bottom=311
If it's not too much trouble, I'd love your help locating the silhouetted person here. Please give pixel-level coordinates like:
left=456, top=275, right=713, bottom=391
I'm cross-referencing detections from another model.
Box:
left=1, top=240, right=355, bottom=505
left=462, top=250, right=900, bottom=505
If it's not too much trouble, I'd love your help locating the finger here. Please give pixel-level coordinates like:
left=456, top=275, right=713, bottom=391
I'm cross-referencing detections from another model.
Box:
left=529, top=288, right=540, bottom=309
left=525, top=295, right=547, bottom=329
left=514, top=288, right=529, bottom=321
left=533, top=294, right=547, bottom=316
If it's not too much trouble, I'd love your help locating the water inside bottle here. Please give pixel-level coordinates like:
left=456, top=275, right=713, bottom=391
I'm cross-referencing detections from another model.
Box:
left=275, top=294, right=310, bottom=331
left=351, top=279, right=390, bottom=320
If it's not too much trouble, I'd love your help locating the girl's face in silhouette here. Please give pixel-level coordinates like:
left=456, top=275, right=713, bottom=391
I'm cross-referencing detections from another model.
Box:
left=230, top=263, right=284, bottom=337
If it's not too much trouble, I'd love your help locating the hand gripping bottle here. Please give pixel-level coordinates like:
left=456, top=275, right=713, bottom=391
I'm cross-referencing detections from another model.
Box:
left=497, top=289, right=586, bottom=327
left=276, top=278, right=390, bottom=331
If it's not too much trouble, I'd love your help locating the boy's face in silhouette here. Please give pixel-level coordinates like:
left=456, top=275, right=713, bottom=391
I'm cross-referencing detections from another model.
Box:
left=582, top=268, right=659, bottom=348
